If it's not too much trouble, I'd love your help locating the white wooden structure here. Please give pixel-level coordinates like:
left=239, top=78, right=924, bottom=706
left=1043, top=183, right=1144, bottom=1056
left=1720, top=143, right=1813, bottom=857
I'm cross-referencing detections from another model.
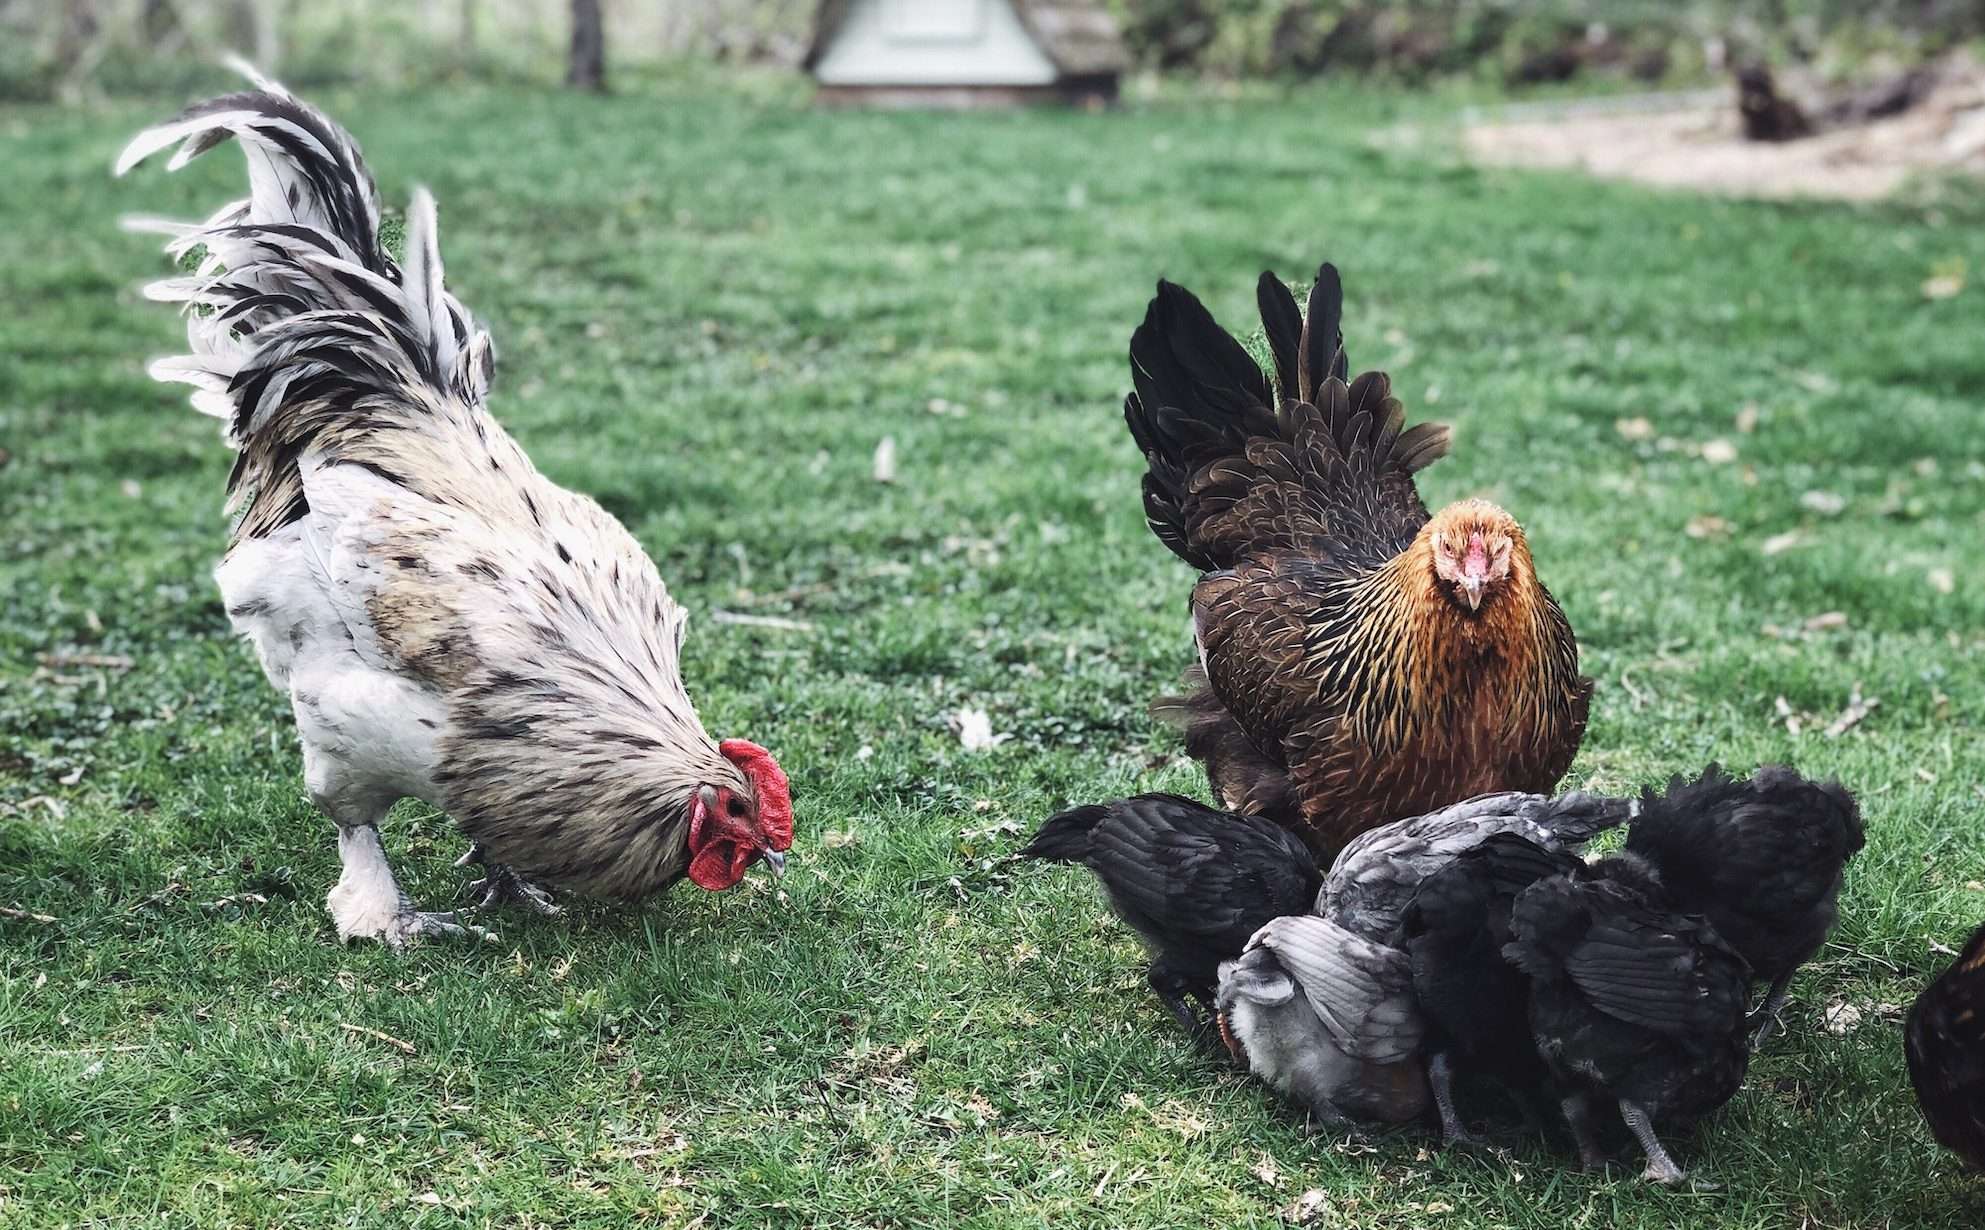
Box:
left=805, top=0, right=1126, bottom=106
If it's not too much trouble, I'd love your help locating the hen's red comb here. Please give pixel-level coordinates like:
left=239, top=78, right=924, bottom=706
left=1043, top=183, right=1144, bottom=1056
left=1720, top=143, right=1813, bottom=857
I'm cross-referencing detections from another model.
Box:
left=719, top=738, right=792, bottom=850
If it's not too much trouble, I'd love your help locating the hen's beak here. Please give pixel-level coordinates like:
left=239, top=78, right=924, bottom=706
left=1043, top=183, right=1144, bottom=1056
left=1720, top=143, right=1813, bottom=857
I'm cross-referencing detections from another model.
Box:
left=1459, top=577, right=1485, bottom=611
left=761, top=849, right=787, bottom=878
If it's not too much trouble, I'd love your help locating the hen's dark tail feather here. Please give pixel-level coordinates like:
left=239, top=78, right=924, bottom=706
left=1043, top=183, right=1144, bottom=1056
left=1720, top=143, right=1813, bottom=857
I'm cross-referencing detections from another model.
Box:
left=1123, top=263, right=1450, bottom=572
left=117, top=59, right=493, bottom=541
left=1149, top=665, right=1303, bottom=829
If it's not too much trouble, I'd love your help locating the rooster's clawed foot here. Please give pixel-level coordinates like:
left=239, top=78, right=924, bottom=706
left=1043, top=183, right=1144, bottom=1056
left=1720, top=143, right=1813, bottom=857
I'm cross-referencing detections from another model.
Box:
left=455, top=844, right=562, bottom=916
left=381, top=909, right=499, bottom=949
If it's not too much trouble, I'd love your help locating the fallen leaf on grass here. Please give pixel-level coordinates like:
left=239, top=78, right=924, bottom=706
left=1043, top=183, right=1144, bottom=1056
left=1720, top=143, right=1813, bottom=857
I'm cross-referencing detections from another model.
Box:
left=1251, top=1153, right=1283, bottom=1187
left=1615, top=416, right=1654, bottom=441
left=949, top=708, right=1009, bottom=753
left=1774, top=696, right=1803, bottom=737
left=1923, top=273, right=1965, bottom=300
left=821, top=829, right=859, bottom=849
left=1800, top=490, right=1846, bottom=516
left=1822, top=1000, right=1865, bottom=1034
left=1735, top=403, right=1760, bottom=433
left=1761, top=529, right=1809, bottom=556
left=340, top=1023, right=416, bottom=1055
left=1804, top=611, right=1848, bottom=632
left=872, top=436, right=897, bottom=483
left=1927, top=567, right=1955, bottom=594
left=1823, top=999, right=1904, bottom=1035
left=710, top=610, right=816, bottom=633
left=34, top=653, right=133, bottom=671
left=1685, top=515, right=1732, bottom=540
left=1824, top=688, right=1879, bottom=738
left=1283, top=1189, right=1329, bottom=1225
left=1700, top=438, right=1738, bottom=464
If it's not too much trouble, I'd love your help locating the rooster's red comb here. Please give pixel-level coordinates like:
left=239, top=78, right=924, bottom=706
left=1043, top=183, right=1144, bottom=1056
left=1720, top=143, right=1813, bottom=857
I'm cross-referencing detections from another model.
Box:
left=719, top=739, right=792, bottom=851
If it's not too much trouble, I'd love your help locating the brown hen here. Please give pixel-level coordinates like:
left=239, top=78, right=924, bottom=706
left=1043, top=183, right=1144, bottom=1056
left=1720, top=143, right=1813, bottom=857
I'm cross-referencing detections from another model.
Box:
left=1124, top=263, right=1591, bottom=859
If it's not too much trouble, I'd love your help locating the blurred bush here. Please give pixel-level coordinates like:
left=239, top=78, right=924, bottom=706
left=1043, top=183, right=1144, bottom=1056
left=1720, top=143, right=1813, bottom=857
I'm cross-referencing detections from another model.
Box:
left=1106, top=0, right=1985, bottom=86
left=0, top=0, right=814, bottom=101
left=6, top=0, right=1981, bottom=102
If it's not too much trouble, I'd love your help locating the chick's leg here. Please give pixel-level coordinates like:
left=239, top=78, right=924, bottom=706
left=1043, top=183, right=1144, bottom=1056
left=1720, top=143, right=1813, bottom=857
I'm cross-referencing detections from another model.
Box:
left=1559, top=1093, right=1609, bottom=1172
left=1427, top=1052, right=1486, bottom=1147
left=1618, top=1100, right=1686, bottom=1186
left=1748, top=973, right=1794, bottom=1049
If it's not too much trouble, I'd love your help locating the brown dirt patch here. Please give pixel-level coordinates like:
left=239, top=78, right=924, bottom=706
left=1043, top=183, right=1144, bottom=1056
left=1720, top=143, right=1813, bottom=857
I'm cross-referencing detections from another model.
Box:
left=1466, top=62, right=1985, bottom=201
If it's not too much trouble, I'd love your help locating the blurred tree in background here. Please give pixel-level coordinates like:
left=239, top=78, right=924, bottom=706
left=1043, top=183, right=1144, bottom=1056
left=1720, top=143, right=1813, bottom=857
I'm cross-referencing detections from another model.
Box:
left=3, top=0, right=1979, bottom=102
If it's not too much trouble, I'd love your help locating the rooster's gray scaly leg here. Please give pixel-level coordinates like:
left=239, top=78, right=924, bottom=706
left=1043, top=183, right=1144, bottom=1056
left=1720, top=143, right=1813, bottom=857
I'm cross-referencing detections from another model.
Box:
left=456, top=844, right=562, bottom=916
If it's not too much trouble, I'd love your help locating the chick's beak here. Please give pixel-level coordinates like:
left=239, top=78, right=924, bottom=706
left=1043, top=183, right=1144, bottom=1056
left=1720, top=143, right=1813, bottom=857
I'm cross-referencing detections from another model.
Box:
left=761, top=848, right=787, bottom=878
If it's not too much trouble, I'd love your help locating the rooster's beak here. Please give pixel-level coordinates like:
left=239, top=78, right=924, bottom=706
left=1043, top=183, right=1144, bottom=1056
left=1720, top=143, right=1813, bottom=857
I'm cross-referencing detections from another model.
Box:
left=762, top=849, right=787, bottom=878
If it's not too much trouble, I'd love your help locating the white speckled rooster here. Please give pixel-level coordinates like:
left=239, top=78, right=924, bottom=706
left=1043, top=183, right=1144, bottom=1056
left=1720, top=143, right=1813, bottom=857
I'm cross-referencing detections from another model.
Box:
left=117, top=63, right=792, bottom=947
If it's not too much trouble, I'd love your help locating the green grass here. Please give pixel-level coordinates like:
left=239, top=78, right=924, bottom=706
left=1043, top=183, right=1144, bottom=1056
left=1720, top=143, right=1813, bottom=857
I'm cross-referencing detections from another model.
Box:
left=3, top=75, right=1984, bottom=1228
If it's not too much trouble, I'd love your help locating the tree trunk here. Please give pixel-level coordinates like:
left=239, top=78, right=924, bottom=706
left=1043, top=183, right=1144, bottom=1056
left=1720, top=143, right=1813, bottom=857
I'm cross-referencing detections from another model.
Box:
left=142, top=0, right=180, bottom=45
left=567, top=0, right=606, bottom=92
left=54, top=0, right=101, bottom=73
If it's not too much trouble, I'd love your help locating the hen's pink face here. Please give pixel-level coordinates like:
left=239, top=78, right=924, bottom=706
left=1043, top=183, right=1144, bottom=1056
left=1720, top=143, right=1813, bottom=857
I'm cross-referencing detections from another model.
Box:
left=1431, top=526, right=1513, bottom=613
left=685, top=739, right=793, bottom=892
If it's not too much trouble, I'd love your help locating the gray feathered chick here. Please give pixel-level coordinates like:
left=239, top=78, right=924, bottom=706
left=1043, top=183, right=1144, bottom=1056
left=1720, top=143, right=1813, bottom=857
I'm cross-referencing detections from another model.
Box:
left=1215, top=914, right=1429, bottom=1131
left=117, top=63, right=792, bottom=947
left=1320, top=789, right=1631, bottom=944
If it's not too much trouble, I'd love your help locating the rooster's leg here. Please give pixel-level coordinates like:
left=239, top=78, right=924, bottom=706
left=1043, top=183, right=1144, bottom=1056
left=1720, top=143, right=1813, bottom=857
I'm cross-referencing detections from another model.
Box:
left=1747, top=973, right=1794, bottom=1049
left=1427, top=1052, right=1486, bottom=1147
left=327, top=821, right=497, bottom=949
left=454, top=844, right=562, bottom=916
left=1618, top=1099, right=1687, bottom=1185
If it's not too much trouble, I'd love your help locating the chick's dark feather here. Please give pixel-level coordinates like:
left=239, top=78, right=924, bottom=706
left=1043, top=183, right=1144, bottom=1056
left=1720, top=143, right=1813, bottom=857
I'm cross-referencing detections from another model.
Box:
left=1399, top=832, right=1580, bottom=1088
left=1505, top=854, right=1752, bottom=1181
left=1021, top=794, right=1321, bottom=1025
left=1624, top=764, right=1862, bottom=1040
left=1907, top=921, right=1985, bottom=1171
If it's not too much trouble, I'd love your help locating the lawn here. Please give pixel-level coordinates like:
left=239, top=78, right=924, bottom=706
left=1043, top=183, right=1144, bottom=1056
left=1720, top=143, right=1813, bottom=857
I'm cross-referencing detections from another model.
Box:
left=2, top=73, right=1983, bottom=1228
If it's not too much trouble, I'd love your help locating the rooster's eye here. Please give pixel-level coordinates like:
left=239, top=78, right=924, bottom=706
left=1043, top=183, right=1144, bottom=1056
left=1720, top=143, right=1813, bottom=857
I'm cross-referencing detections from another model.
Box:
left=726, top=797, right=748, bottom=819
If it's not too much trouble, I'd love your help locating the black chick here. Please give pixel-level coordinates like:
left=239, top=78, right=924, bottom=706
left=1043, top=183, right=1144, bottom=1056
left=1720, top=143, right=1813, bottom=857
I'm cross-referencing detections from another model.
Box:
left=1396, top=831, right=1581, bottom=1145
left=1504, top=853, right=1753, bottom=1185
left=1020, top=793, right=1321, bottom=1037
left=1906, top=921, right=1985, bottom=1171
left=1625, top=764, right=1864, bottom=1045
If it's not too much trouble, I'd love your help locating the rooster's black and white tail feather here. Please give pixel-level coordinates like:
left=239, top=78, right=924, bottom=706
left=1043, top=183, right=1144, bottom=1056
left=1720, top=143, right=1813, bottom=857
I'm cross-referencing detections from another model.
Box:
left=117, top=60, right=492, bottom=540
